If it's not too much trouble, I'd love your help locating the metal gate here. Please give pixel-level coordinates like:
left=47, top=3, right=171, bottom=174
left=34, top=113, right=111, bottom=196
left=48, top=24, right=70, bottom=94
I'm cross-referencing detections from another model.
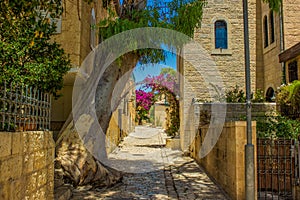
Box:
left=257, top=138, right=300, bottom=199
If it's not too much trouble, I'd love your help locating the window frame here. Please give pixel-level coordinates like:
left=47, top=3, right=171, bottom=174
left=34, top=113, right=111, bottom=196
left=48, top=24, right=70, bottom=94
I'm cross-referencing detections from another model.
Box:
left=214, top=20, right=228, bottom=49
left=263, top=15, right=269, bottom=48
left=211, top=17, right=232, bottom=55
left=269, top=10, right=275, bottom=44
left=288, top=61, right=298, bottom=83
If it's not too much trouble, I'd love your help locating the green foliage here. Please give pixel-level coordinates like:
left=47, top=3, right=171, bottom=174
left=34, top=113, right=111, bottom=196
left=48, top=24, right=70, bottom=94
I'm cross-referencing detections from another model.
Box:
left=225, top=85, right=246, bottom=103
left=276, top=81, right=300, bottom=117
left=99, top=0, right=205, bottom=64
left=252, top=89, right=265, bottom=103
left=262, top=0, right=282, bottom=12
left=0, top=0, right=70, bottom=97
left=160, top=67, right=176, bottom=77
left=257, top=112, right=300, bottom=139
left=168, top=0, right=205, bottom=37
left=225, top=85, right=265, bottom=103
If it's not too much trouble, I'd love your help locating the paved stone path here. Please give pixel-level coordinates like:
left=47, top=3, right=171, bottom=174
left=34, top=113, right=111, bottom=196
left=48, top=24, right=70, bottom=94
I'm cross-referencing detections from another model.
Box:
left=71, top=126, right=228, bottom=200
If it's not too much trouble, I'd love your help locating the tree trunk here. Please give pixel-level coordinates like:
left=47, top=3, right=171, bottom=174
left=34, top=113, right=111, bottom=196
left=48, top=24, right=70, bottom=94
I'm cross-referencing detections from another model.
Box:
left=55, top=53, right=139, bottom=187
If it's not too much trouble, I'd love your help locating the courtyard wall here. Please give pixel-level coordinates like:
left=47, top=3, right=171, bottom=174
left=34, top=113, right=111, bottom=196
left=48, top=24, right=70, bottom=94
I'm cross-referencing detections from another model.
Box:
left=190, top=121, right=257, bottom=200
left=0, top=131, right=55, bottom=200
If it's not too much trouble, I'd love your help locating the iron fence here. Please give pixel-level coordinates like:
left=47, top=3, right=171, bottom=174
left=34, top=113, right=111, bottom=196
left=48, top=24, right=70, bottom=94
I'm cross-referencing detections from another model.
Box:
left=0, top=82, right=51, bottom=131
left=257, top=138, right=300, bottom=199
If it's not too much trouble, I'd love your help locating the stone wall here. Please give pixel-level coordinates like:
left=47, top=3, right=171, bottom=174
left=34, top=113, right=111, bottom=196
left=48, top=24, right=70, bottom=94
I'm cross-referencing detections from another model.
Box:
left=194, top=102, right=276, bottom=121
left=258, top=2, right=282, bottom=94
left=106, top=79, right=136, bottom=153
left=50, top=0, right=136, bottom=154
left=154, top=103, right=168, bottom=128
left=179, top=0, right=257, bottom=151
left=190, top=121, right=257, bottom=200
left=186, top=102, right=276, bottom=142
left=257, top=0, right=300, bottom=93
left=51, top=0, right=108, bottom=124
left=0, top=131, right=55, bottom=200
left=282, top=0, right=300, bottom=50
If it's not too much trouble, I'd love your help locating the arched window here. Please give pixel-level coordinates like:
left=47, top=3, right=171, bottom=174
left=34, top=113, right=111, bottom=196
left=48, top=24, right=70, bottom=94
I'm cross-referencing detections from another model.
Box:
left=215, top=20, right=228, bottom=49
left=263, top=15, right=269, bottom=48
left=266, top=87, right=275, bottom=102
left=270, top=11, right=275, bottom=44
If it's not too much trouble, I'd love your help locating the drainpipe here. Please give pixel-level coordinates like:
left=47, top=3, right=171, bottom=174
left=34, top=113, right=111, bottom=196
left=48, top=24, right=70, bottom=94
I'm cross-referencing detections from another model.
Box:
left=279, top=1, right=286, bottom=84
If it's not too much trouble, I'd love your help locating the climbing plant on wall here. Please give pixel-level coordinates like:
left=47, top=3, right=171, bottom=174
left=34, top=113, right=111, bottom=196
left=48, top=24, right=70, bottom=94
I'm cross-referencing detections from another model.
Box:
left=135, top=89, right=155, bottom=125
left=142, top=69, right=179, bottom=137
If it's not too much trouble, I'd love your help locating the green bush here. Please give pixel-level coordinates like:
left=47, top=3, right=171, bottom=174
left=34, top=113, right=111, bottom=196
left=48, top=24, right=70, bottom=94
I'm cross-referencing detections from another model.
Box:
left=225, top=85, right=265, bottom=103
left=257, top=112, right=300, bottom=139
left=0, top=0, right=70, bottom=97
left=277, top=80, right=300, bottom=117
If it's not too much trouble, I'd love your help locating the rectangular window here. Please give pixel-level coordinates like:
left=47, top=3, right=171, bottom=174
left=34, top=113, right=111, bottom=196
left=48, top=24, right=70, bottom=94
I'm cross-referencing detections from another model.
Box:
left=288, top=61, right=298, bottom=82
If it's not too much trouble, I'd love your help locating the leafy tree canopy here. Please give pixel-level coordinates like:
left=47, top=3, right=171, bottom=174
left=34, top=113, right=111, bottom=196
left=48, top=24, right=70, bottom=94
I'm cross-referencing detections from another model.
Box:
left=142, top=68, right=179, bottom=136
left=263, top=0, right=282, bottom=12
left=160, top=67, right=176, bottom=77
left=99, top=0, right=206, bottom=64
left=0, top=0, right=70, bottom=96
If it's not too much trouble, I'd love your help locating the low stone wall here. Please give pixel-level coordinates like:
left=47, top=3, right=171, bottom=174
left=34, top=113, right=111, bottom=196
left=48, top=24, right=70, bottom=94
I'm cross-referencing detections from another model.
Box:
left=190, top=121, right=257, bottom=200
left=194, top=102, right=276, bottom=122
left=0, top=131, right=55, bottom=200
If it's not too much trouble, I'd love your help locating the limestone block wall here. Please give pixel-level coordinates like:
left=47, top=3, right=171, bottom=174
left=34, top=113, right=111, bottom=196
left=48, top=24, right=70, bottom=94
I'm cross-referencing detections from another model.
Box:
left=154, top=103, right=168, bottom=128
left=106, top=112, right=121, bottom=154
left=282, top=0, right=300, bottom=50
left=186, top=102, right=275, bottom=147
left=259, top=2, right=282, bottom=94
left=179, top=0, right=257, bottom=151
left=0, top=131, right=55, bottom=200
left=190, top=121, right=257, bottom=200
left=51, top=0, right=108, bottom=125
left=194, top=102, right=277, bottom=123
left=106, top=100, right=136, bottom=154
left=257, top=0, right=300, bottom=93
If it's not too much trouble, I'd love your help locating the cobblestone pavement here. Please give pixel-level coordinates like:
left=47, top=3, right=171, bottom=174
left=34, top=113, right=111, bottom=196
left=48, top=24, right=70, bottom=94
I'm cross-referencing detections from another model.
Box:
left=71, top=126, right=228, bottom=200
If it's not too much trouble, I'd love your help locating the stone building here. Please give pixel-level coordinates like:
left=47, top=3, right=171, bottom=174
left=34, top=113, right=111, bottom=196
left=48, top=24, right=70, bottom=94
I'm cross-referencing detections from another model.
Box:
left=279, top=42, right=300, bottom=84
left=51, top=0, right=106, bottom=132
left=50, top=0, right=135, bottom=152
left=257, top=0, right=300, bottom=100
left=179, top=0, right=300, bottom=151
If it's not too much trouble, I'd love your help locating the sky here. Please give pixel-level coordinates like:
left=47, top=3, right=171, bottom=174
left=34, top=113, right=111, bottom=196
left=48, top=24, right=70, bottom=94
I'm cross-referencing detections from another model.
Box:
left=119, top=0, right=177, bottom=87
left=133, top=52, right=177, bottom=88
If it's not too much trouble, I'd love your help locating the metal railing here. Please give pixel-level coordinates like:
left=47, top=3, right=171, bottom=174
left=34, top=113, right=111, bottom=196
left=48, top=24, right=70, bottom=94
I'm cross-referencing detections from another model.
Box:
left=257, top=138, right=298, bottom=199
left=0, top=82, right=51, bottom=131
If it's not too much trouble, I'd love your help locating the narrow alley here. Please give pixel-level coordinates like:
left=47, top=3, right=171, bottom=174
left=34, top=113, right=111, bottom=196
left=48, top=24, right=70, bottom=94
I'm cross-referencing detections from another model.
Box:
left=70, top=126, right=228, bottom=200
